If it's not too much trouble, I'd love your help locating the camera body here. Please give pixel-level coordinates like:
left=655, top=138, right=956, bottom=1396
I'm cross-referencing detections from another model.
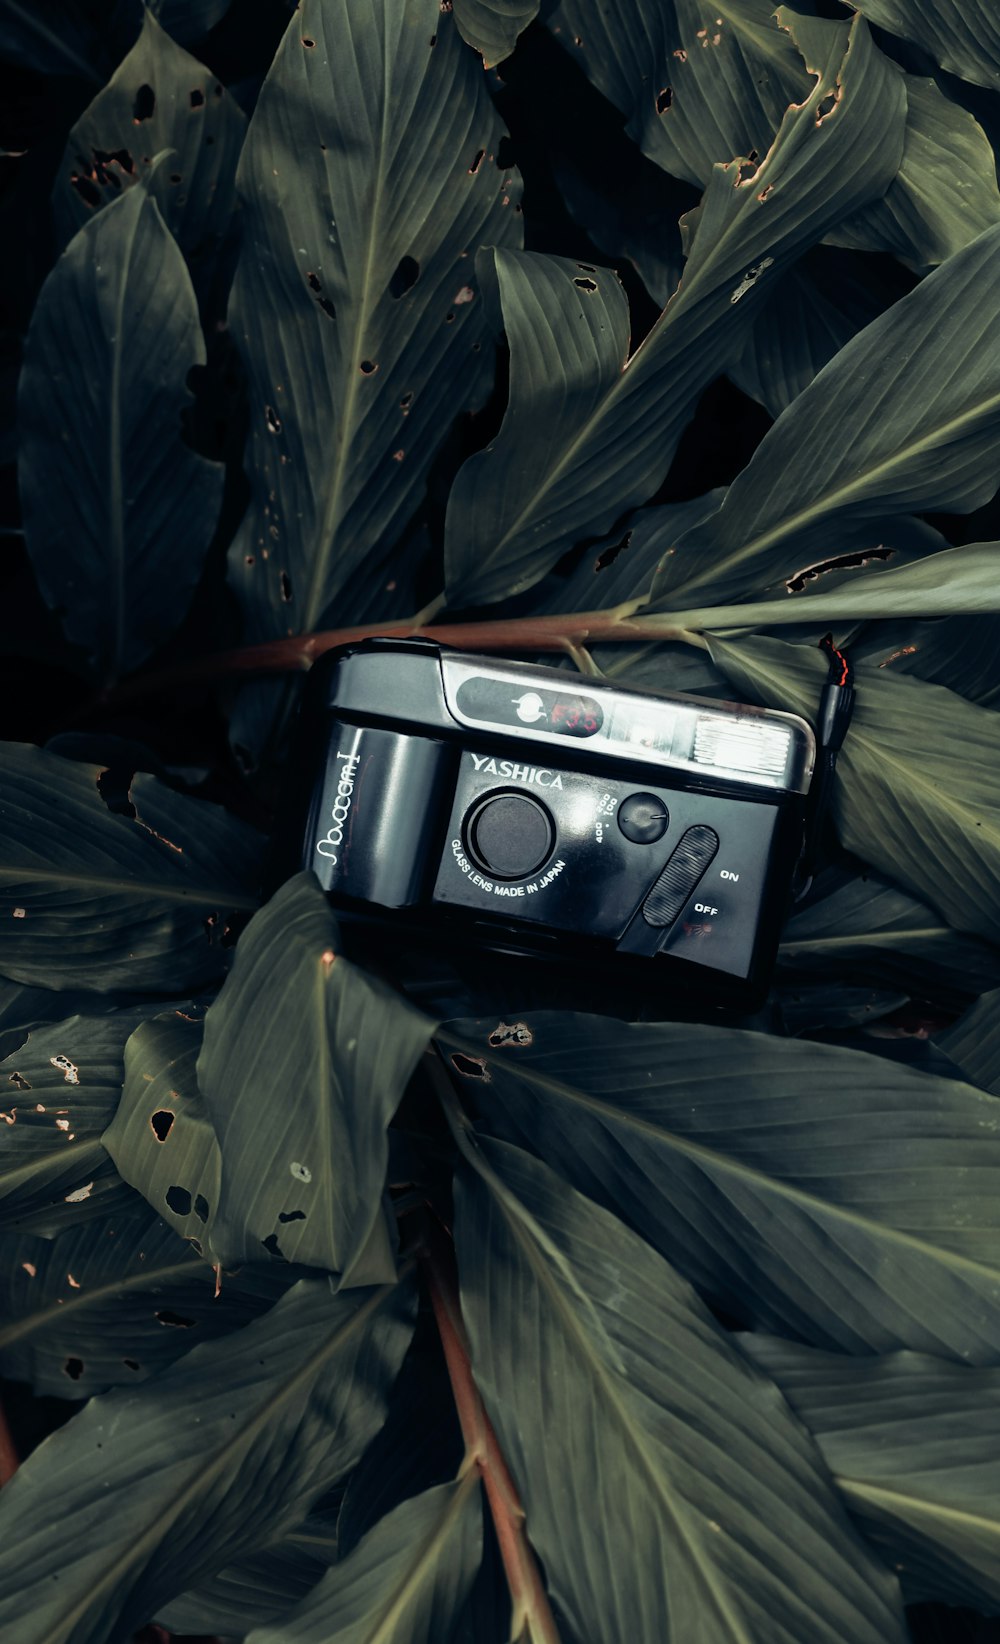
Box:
left=277, top=638, right=816, bottom=1005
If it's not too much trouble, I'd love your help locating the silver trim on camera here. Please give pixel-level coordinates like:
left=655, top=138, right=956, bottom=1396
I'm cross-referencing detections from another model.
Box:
left=441, top=653, right=815, bottom=793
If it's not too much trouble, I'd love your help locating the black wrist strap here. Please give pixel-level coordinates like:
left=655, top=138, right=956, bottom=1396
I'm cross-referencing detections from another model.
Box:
left=794, top=634, right=855, bottom=899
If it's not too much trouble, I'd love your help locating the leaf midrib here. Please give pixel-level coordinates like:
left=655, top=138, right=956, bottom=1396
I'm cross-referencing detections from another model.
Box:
left=32, top=1280, right=402, bottom=1644
left=363, top=1474, right=477, bottom=1644
left=842, top=1475, right=1000, bottom=1540
left=0, top=1253, right=202, bottom=1350
left=0, top=862, right=258, bottom=909
left=443, top=1034, right=1000, bottom=1288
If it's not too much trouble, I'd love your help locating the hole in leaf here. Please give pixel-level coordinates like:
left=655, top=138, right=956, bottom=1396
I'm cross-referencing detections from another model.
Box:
left=156, top=1309, right=195, bottom=1328
left=302, top=35, right=316, bottom=47
left=123, top=1359, right=140, bottom=1371
left=400, top=391, right=414, bottom=409
left=70, top=173, right=100, bottom=208
left=488, top=1021, right=534, bottom=1048
left=360, top=359, right=378, bottom=374
left=574, top=277, right=598, bottom=292
left=786, top=545, right=893, bottom=594
left=656, top=87, right=672, bottom=113
left=195, top=1194, right=209, bottom=1223
left=816, top=91, right=837, bottom=119
left=452, top=1053, right=489, bottom=1079
left=165, top=1185, right=192, bottom=1216
left=595, top=530, right=632, bottom=571
left=262, top=1233, right=285, bottom=1259
left=265, top=405, right=282, bottom=433
left=318, top=296, right=336, bottom=319
left=92, top=146, right=135, bottom=180
left=445, top=310, right=455, bottom=323
left=278, top=1209, right=306, bottom=1222
left=468, top=148, right=485, bottom=174
left=133, top=84, right=155, bottom=123
left=63, top=1358, right=84, bottom=1381
left=307, top=271, right=321, bottom=291
left=150, top=1110, right=174, bottom=1143
left=280, top=572, right=293, bottom=601
left=429, top=33, right=436, bottom=46
left=190, top=88, right=204, bottom=109
left=169, top=172, right=182, bottom=184
left=8, top=1072, right=30, bottom=1091
left=389, top=255, right=420, bottom=298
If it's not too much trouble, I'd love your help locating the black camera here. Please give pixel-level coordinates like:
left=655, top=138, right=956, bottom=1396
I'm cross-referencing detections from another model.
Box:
left=275, top=637, right=823, bottom=1004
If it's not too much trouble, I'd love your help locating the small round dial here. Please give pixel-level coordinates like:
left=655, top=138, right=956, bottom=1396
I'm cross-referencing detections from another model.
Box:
left=464, top=791, right=555, bottom=880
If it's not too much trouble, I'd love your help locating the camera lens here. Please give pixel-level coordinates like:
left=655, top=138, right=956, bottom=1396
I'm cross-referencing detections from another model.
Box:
left=465, top=791, right=555, bottom=880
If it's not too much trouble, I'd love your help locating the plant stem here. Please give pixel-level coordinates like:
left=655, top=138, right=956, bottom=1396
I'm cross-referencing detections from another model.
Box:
left=423, top=1235, right=562, bottom=1644
left=0, top=1396, right=18, bottom=1485
left=98, top=607, right=707, bottom=706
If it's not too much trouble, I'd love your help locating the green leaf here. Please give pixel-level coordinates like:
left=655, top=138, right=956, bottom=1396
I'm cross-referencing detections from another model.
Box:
left=0, top=1010, right=165, bottom=1234
left=444, top=13, right=906, bottom=606
left=741, top=1335, right=1000, bottom=1612
left=148, top=0, right=233, bottom=42
left=707, top=633, right=1000, bottom=944
left=849, top=611, right=1000, bottom=705
left=104, top=1011, right=221, bottom=1249
left=53, top=8, right=246, bottom=313
left=248, top=1477, right=483, bottom=1644
left=18, top=183, right=223, bottom=683
left=0, top=1208, right=292, bottom=1398
left=197, top=874, right=435, bottom=1277
left=228, top=0, right=522, bottom=640
left=454, top=1134, right=907, bottom=1644
left=778, top=873, right=1000, bottom=1003
left=829, top=76, right=1000, bottom=268
left=649, top=220, right=1000, bottom=609
left=0, top=746, right=262, bottom=991
left=442, top=1013, right=1000, bottom=1362
left=548, top=0, right=811, bottom=189
left=158, top=1523, right=338, bottom=1636
left=653, top=539, right=1000, bottom=630
left=850, top=0, right=1000, bottom=91
left=0, top=0, right=131, bottom=84
left=0, top=1272, right=416, bottom=1644
left=935, top=990, right=1000, bottom=1095
left=552, top=149, right=688, bottom=311
left=453, top=0, right=539, bottom=68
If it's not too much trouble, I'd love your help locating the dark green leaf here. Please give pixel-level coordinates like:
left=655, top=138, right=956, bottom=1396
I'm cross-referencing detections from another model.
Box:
left=851, top=0, right=1000, bottom=91
left=849, top=612, right=1000, bottom=706
left=531, top=491, right=724, bottom=614
left=742, top=1335, right=1000, bottom=1611
left=453, top=0, right=539, bottom=68
left=157, top=1511, right=339, bottom=1635
left=0, top=1207, right=292, bottom=1398
left=228, top=0, right=522, bottom=641
left=548, top=0, right=811, bottom=189
left=443, top=1013, right=1000, bottom=1361
left=935, top=991, right=1000, bottom=1095
left=53, top=9, right=246, bottom=312
left=830, top=76, right=1000, bottom=269
left=774, top=981, right=908, bottom=1036
left=0, top=746, right=262, bottom=992
left=248, top=1477, right=482, bottom=1644
left=0, top=1010, right=163, bottom=1234
left=778, top=873, right=1000, bottom=1002
left=0, top=0, right=135, bottom=83
left=0, top=1272, right=416, bottom=1644
left=197, top=874, right=434, bottom=1277
left=444, top=13, right=906, bottom=605
left=148, top=0, right=232, bottom=43
left=707, top=634, right=1000, bottom=944
left=104, top=1012, right=221, bottom=1248
left=650, top=221, right=1000, bottom=609
left=551, top=150, right=687, bottom=310
left=18, top=183, right=223, bottom=682
left=454, top=1134, right=907, bottom=1643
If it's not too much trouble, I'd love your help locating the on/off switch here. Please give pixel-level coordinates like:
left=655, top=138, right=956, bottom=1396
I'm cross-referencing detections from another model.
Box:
left=642, top=825, right=719, bottom=927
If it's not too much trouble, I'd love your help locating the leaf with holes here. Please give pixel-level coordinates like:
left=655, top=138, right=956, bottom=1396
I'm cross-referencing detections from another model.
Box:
left=0, top=1207, right=293, bottom=1399
left=741, top=1336, right=1000, bottom=1612
left=53, top=8, right=246, bottom=313
left=452, top=0, right=539, bottom=68
left=0, top=1010, right=169, bottom=1235
left=248, top=1477, right=482, bottom=1644
left=18, top=183, right=223, bottom=683
left=549, top=0, right=811, bottom=189
left=196, top=874, right=435, bottom=1278
left=0, top=1272, right=416, bottom=1644
left=444, top=12, right=906, bottom=606
left=850, top=0, right=1000, bottom=90
left=443, top=1013, right=1000, bottom=1362
left=829, top=75, right=1000, bottom=268
left=649, top=220, right=1000, bottom=610
left=0, top=745, right=263, bottom=992
left=778, top=873, right=1000, bottom=1005
left=707, top=633, right=1000, bottom=945
left=228, top=0, right=522, bottom=643
left=453, top=1135, right=907, bottom=1644
left=104, top=1011, right=221, bottom=1250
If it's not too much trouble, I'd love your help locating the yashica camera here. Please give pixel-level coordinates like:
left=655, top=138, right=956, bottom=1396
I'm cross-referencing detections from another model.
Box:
left=276, top=637, right=822, bottom=1004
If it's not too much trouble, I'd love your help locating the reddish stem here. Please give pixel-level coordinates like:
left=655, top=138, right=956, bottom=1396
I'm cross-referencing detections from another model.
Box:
left=0, top=1396, right=18, bottom=1485
left=423, top=1237, right=562, bottom=1644
left=98, top=609, right=666, bottom=707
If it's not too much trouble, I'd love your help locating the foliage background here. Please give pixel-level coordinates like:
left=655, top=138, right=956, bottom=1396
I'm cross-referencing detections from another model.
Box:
left=4, top=1, right=1000, bottom=1641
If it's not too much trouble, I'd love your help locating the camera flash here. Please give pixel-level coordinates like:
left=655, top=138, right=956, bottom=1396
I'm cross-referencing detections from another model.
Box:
left=692, top=714, right=791, bottom=778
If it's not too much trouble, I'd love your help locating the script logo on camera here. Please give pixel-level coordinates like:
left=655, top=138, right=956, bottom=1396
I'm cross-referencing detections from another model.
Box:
left=315, top=747, right=362, bottom=862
